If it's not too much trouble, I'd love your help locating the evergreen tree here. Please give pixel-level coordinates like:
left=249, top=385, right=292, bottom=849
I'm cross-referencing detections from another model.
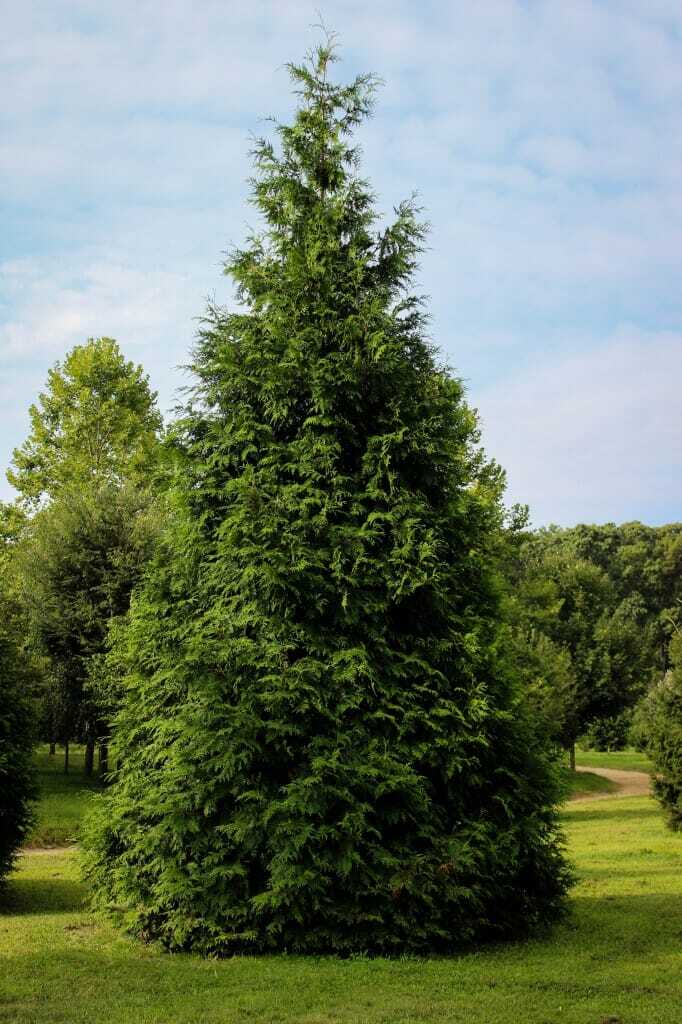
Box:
left=83, top=43, right=570, bottom=954
left=0, top=504, right=37, bottom=882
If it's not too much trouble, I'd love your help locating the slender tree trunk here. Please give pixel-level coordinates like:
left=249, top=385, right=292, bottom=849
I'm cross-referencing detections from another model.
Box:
left=85, top=733, right=95, bottom=777
left=569, top=742, right=576, bottom=772
left=98, top=742, right=109, bottom=777
left=64, top=739, right=70, bottom=775
left=49, top=741, right=56, bottom=756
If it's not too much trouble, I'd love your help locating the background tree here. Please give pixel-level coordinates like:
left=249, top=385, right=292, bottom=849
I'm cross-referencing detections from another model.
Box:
left=0, top=503, right=37, bottom=882
left=83, top=42, right=571, bottom=955
left=633, top=623, right=682, bottom=829
left=9, top=338, right=163, bottom=772
left=505, top=523, right=682, bottom=758
left=17, top=482, right=162, bottom=774
left=8, top=337, right=162, bottom=508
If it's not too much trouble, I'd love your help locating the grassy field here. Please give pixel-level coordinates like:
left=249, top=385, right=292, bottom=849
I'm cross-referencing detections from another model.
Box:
left=1, top=752, right=680, bottom=1023
left=26, top=746, right=102, bottom=847
left=575, top=747, right=653, bottom=774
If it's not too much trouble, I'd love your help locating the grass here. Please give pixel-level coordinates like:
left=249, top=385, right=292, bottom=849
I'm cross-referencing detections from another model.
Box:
left=575, top=746, right=653, bottom=774
left=26, top=745, right=102, bottom=848
left=564, top=768, right=618, bottom=799
left=2, top=749, right=681, bottom=1023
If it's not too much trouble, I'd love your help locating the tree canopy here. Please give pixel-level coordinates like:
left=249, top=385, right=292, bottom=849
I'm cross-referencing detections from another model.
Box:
left=8, top=337, right=162, bottom=508
left=8, top=337, right=164, bottom=771
left=503, top=521, right=682, bottom=754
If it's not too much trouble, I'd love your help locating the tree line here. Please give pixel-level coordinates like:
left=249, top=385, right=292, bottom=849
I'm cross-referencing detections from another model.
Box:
left=503, top=516, right=682, bottom=764
left=1, top=40, right=680, bottom=949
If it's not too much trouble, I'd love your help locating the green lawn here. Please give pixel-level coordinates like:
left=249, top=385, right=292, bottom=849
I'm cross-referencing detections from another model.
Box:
left=26, top=746, right=102, bottom=847
left=575, top=747, right=653, bottom=774
left=2, top=753, right=681, bottom=1023
left=564, top=768, right=617, bottom=799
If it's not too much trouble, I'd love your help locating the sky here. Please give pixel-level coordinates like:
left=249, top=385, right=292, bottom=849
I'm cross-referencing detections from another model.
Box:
left=2, top=0, right=681, bottom=527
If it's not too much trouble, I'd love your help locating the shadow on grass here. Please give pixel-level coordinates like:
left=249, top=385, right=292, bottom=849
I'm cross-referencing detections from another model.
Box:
left=568, top=891, right=682, bottom=949
left=0, top=875, right=87, bottom=916
left=33, top=747, right=104, bottom=798
left=565, top=803, right=661, bottom=824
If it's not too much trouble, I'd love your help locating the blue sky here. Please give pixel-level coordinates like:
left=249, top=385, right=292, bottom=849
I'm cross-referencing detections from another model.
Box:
left=2, top=0, right=681, bottom=526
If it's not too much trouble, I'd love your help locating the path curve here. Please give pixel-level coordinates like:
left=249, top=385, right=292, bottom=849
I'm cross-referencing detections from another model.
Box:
left=574, top=765, right=652, bottom=800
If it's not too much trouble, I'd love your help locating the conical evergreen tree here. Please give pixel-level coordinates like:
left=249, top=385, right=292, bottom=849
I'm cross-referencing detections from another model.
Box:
left=84, top=43, right=570, bottom=954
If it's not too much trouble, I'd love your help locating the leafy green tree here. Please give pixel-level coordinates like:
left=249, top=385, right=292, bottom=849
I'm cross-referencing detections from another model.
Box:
left=0, top=504, right=37, bottom=882
left=633, top=628, right=682, bottom=829
left=510, top=528, right=666, bottom=761
left=17, top=482, right=161, bottom=774
left=83, top=43, right=570, bottom=955
left=9, top=338, right=163, bottom=772
left=8, top=337, right=162, bottom=509
left=497, top=510, right=579, bottom=754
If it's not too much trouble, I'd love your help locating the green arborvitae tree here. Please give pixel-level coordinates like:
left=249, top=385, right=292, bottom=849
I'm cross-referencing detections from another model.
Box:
left=83, top=43, right=571, bottom=954
left=0, top=504, right=37, bottom=882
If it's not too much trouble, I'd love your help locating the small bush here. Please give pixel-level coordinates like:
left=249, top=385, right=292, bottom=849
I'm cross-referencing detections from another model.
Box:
left=581, top=711, right=634, bottom=752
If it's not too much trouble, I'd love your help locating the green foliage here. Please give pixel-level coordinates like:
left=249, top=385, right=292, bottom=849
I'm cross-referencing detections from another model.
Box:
left=0, top=506, right=37, bottom=882
left=504, top=522, right=682, bottom=750
left=8, top=337, right=162, bottom=509
left=581, top=710, right=633, bottom=752
left=8, top=337, right=164, bottom=758
left=16, top=482, right=162, bottom=752
left=84, top=44, right=570, bottom=955
left=633, top=632, right=682, bottom=830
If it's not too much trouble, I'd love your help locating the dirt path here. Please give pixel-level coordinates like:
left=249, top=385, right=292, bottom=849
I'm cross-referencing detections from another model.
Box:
left=574, top=765, right=652, bottom=800
left=20, top=845, right=78, bottom=855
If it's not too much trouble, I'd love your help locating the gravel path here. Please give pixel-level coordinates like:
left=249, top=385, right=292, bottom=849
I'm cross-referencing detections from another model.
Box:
left=574, top=765, right=652, bottom=800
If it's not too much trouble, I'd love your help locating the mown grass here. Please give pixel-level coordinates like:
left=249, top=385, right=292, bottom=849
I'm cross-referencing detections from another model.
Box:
left=564, top=768, right=618, bottom=799
left=26, top=746, right=102, bottom=847
left=2, top=751, right=680, bottom=1023
left=576, top=747, right=653, bottom=774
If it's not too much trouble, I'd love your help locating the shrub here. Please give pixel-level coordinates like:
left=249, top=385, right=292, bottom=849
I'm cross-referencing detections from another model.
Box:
left=581, top=711, right=634, bottom=752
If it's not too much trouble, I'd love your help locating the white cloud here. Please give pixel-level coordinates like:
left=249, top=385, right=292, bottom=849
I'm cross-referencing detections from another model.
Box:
left=0, top=260, right=199, bottom=362
left=474, top=327, right=682, bottom=526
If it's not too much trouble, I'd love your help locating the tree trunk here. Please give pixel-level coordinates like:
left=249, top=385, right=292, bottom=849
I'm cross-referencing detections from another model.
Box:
left=64, top=739, right=70, bottom=774
left=49, top=741, right=56, bottom=756
left=569, top=742, right=576, bottom=772
left=84, top=734, right=95, bottom=777
left=98, top=743, right=109, bottom=776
